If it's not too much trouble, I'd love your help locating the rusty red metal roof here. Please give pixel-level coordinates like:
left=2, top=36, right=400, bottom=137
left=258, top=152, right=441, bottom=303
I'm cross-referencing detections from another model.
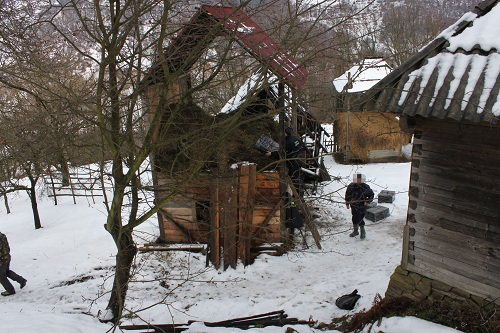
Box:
left=201, top=5, right=308, bottom=89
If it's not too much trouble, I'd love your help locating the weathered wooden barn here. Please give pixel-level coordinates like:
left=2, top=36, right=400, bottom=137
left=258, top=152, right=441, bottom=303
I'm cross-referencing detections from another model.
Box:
left=332, top=58, right=411, bottom=163
left=355, top=0, right=500, bottom=313
left=142, top=5, right=327, bottom=270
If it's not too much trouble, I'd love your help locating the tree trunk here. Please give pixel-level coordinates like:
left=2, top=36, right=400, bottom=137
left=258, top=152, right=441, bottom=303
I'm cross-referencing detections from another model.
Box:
left=27, top=175, right=42, bottom=229
left=59, top=158, right=71, bottom=187
left=104, top=227, right=137, bottom=324
left=3, top=193, right=10, bottom=214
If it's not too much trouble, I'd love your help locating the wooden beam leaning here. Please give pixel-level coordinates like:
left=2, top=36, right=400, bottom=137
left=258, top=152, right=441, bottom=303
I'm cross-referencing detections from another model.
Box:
left=251, top=199, right=282, bottom=240
left=285, top=175, right=322, bottom=249
left=159, top=209, right=194, bottom=242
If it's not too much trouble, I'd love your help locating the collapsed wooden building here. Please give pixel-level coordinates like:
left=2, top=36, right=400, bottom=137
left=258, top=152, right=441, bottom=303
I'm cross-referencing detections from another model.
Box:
left=141, top=5, right=330, bottom=270
left=354, top=0, right=500, bottom=314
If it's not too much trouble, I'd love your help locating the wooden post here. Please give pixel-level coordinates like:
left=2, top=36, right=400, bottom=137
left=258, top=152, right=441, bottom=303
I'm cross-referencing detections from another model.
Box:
left=221, top=175, right=238, bottom=270
left=48, top=172, right=58, bottom=206
left=291, top=88, right=298, bottom=133
left=69, top=174, right=77, bottom=205
left=237, top=164, right=256, bottom=266
left=278, top=82, right=287, bottom=232
left=401, top=224, right=410, bottom=269
left=221, top=179, right=230, bottom=270
left=228, top=175, right=238, bottom=269
left=210, top=179, right=221, bottom=270
left=237, top=165, right=249, bottom=266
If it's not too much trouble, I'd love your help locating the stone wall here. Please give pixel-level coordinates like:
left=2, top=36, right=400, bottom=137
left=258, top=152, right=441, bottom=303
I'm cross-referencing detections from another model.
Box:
left=385, top=265, right=498, bottom=313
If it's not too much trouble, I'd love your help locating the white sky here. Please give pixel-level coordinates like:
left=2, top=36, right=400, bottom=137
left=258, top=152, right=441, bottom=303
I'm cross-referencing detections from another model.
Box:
left=0, top=152, right=461, bottom=333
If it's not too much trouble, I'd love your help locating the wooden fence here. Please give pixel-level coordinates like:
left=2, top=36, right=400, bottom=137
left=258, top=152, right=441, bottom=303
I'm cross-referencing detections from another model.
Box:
left=44, top=167, right=109, bottom=205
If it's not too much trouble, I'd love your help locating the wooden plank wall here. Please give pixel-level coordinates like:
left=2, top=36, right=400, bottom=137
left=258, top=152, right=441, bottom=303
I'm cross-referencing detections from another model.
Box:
left=406, top=118, right=500, bottom=303
left=157, top=175, right=212, bottom=243
left=156, top=166, right=284, bottom=269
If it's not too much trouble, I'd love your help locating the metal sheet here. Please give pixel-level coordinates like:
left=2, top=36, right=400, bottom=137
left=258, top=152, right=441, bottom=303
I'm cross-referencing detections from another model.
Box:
left=202, top=5, right=308, bottom=89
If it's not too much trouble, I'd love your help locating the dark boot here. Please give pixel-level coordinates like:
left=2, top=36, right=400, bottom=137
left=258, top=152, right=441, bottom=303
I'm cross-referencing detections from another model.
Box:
left=349, top=224, right=359, bottom=237
left=360, top=225, right=366, bottom=239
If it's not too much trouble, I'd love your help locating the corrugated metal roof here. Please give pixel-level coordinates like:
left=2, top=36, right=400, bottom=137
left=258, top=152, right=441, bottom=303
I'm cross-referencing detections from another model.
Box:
left=356, top=0, right=500, bottom=125
left=201, top=6, right=307, bottom=89
left=153, top=6, right=307, bottom=89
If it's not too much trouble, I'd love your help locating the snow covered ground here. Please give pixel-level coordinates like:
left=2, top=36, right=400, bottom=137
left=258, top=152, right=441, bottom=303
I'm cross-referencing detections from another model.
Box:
left=0, top=154, right=462, bottom=333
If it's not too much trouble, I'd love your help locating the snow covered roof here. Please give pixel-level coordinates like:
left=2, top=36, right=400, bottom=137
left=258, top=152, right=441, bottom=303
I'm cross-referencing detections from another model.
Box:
left=220, top=70, right=278, bottom=114
left=332, top=58, right=392, bottom=93
left=357, top=0, right=500, bottom=124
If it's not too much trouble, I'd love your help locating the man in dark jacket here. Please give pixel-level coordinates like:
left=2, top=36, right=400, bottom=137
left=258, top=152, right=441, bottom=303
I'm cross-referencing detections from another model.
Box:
left=0, top=231, right=27, bottom=296
left=266, top=126, right=305, bottom=195
left=345, top=173, right=374, bottom=239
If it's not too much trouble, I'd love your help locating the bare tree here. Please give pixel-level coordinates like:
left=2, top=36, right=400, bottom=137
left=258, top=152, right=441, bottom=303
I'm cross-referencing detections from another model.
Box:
left=379, top=0, right=447, bottom=66
left=35, top=0, right=288, bottom=324
left=0, top=0, right=96, bottom=227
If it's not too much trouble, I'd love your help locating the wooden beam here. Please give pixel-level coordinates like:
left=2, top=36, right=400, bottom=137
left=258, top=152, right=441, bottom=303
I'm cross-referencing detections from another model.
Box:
left=228, top=176, right=238, bottom=269
left=402, top=224, right=410, bottom=269
left=210, top=180, right=221, bottom=269
left=285, top=175, right=322, bottom=249
left=159, top=209, right=194, bottom=242
left=238, top=164, right=249, bottom=266
left=238, top=164, right=256, bottom=266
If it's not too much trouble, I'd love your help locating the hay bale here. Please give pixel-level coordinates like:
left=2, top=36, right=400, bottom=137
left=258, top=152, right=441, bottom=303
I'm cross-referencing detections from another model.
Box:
left=335, top=112, right=411, bottom=162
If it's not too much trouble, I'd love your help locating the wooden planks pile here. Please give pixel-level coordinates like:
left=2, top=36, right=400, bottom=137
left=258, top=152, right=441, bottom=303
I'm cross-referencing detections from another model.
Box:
left=120, top=310, right=311, bottom=332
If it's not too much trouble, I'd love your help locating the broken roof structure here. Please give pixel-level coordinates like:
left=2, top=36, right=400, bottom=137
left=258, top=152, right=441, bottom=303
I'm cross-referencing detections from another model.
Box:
left=148, top=5, right=307, bottom=89
left=142, top=5, right=326, bottom=269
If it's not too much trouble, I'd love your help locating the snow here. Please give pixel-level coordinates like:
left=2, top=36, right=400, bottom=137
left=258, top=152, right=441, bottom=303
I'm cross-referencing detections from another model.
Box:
left=397, top=2, right=500, bottom=115
left=447, top=54, right=471, bottom=109
left=398, top=52, right=500, bottom=112
left=0, top=154, right=462, bottom=333
left=462, top=54, right=487, bottom=111
left=436, top=12, right=477, bottom=41
left=220, top=70, right=278, bottom=114
left=447, top=3, right=500, bottom=52
left=332, top=58, right=392, bottom=93
left=480, top=53, right=500, bottom=114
